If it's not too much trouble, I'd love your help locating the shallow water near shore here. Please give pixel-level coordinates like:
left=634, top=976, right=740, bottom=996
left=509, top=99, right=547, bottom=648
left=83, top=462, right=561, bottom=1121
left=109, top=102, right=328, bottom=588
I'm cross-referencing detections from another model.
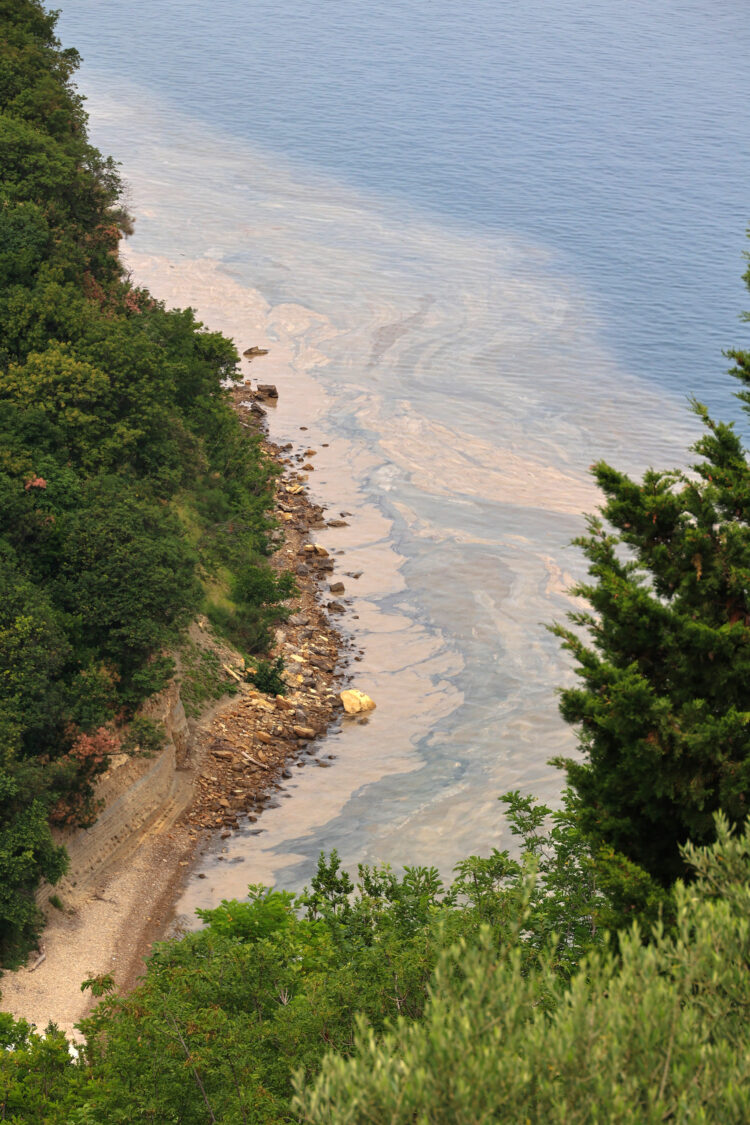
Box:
left=55, top=0, right=750, bottom=910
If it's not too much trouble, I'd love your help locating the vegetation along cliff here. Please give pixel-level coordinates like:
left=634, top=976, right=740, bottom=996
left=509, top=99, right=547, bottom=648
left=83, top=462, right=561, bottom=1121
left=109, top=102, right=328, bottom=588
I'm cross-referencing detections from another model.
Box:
left=0, top=0, right=289, bottom=965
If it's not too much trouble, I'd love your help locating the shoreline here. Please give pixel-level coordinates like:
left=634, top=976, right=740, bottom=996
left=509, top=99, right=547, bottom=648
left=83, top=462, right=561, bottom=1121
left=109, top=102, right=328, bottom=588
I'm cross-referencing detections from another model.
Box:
left=0, top=383, right=356, bottom=1038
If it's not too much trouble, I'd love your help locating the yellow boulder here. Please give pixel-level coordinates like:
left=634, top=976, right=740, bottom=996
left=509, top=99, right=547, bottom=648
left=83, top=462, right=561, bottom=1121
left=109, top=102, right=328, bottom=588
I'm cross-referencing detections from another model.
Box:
left=340, top=689, right=376, bottom=715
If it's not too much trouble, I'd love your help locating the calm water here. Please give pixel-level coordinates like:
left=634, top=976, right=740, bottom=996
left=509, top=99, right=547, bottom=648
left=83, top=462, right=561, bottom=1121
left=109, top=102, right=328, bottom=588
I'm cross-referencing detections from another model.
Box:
left=57, top=0, right=750, bottom=907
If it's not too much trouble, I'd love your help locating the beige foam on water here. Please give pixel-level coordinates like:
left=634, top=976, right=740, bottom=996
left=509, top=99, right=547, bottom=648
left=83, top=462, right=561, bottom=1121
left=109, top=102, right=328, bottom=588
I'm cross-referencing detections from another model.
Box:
left=87, top=75, right=702, bottom=895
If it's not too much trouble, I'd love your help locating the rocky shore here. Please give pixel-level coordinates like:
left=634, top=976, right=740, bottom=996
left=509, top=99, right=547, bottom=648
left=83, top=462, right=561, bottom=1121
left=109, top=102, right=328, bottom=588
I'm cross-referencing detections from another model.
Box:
left=183, top=382, right=366, bottom=838
left=0, top=377, right=367, bottom=1036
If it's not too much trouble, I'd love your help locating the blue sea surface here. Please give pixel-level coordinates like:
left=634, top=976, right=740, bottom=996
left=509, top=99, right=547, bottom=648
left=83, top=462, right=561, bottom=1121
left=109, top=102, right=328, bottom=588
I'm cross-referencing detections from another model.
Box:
left=61, top=0, right=750, bottom=405
left=55, top=0, right=750, bottom=895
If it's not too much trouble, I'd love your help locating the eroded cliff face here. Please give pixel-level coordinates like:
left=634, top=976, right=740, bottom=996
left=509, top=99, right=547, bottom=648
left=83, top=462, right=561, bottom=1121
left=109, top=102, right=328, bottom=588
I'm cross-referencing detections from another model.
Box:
left=41, top=681, right=194, bottom=908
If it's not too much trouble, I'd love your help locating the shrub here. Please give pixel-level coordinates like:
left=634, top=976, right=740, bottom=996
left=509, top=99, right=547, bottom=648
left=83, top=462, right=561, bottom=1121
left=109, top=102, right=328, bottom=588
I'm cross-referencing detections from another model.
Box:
left=121, top=717, right=165, bottom=757
left=249, top=655, right=287, bottom=696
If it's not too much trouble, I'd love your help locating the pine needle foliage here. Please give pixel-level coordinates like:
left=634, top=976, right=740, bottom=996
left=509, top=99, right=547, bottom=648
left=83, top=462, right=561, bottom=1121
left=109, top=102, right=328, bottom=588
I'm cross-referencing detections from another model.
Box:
left=552, top=257, right=750, bottom=883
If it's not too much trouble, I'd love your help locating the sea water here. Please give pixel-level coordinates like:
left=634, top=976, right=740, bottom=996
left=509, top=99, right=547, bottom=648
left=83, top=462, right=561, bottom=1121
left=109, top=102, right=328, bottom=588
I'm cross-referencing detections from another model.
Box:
left=56, top=0, right=750, bottom=908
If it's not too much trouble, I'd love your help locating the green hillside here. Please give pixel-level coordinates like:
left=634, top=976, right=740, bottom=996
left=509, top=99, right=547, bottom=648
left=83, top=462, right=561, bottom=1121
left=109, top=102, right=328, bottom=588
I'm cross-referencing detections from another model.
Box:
left=0, top=0, right=287, bottom=963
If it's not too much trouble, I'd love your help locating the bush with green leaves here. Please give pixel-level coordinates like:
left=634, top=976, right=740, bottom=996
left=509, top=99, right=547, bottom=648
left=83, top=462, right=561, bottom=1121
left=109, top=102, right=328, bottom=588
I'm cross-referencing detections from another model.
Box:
left=0, top=1013, right=82, bottom=1123
left=209, top=564, right=296, bottom=655
left=250, top=655, right=288, bottom=697
left=178, top=640, right=239, bottom=719
left=0, top=775, right=67, bottom=966
left=120, top=717, right=165, bottom=757
left=297, top=816, right=750, bottom=1124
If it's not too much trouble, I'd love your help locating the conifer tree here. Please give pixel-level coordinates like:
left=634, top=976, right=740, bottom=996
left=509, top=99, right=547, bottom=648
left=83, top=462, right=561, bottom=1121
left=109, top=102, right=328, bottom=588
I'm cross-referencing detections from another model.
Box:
left=553, top=255, right=750, bottom=883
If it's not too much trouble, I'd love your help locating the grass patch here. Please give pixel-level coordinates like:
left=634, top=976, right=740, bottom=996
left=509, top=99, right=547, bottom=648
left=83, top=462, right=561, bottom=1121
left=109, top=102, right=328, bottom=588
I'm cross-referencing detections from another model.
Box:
left=179, top=640, right=238, bottom=719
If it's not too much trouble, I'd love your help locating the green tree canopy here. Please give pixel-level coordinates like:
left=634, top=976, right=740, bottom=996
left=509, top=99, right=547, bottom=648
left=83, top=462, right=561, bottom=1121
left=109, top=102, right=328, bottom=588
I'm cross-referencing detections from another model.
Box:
left=296, top=817, right=750, bottom=1124
left=552, top=255, right=750, bottom=883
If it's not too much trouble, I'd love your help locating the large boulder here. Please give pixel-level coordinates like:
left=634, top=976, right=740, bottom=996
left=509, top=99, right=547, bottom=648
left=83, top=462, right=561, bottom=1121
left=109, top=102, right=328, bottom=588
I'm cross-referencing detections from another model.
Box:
left=340, top=689, right=376, bottom=715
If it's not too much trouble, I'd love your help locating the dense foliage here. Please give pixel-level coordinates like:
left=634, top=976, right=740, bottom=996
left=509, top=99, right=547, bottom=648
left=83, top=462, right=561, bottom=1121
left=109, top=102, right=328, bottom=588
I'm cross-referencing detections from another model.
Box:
left=299, top=818, right=750, bottom=1124
left=552, top=264, right=750, bottom=884
left=0, top=808, right=747, bottom=1122
left=0, top=0, right=286, bottom=962
left=0, top=793, right=654, bottom=1122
